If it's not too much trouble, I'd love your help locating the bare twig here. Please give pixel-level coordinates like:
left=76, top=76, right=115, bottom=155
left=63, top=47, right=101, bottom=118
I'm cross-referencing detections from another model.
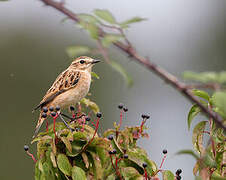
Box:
left=39, top=0, right=226, bottom=131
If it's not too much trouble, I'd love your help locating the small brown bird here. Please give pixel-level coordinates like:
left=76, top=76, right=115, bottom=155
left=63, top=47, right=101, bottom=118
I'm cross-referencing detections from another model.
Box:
left=33, top=56, right=100, bottom=137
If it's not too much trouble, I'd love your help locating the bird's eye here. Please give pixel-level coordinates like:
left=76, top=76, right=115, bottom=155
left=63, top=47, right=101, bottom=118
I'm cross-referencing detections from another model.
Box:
left=80, top=60, right=85, bottom=64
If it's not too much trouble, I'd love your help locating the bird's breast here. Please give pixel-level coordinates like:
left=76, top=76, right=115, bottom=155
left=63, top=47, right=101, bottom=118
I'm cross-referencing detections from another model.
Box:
left=51, top=72, right=91, bottom=108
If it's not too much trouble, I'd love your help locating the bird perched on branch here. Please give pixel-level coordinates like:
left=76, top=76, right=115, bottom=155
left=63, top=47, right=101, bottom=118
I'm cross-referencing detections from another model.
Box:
left=32, top=56, right=100, bottom=137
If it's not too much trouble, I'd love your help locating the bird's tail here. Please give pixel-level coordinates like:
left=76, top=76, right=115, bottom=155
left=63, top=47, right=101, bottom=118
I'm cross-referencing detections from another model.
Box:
left=33, top=112, right=46, bottom=138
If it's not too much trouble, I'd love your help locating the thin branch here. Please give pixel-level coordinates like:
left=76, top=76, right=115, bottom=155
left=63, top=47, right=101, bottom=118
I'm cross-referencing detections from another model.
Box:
left=39, top=0, right=226, bottom=131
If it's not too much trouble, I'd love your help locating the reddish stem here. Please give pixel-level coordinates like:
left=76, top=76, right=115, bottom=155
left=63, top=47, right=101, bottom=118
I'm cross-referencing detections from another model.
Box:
left=144, top=168, right=148, bottom=180
left=139, top=120, right=145, bottom=135
left=46, top=119, right=48, bottom=132
left=159, top=155, right=166, bottom=169
left=82, top=118, right=100, bottom=151
left=210, top=138, right=216, bottom=158
left=119, top=110, right=123, bottom=128
left=81, top=117, right=85, bottom=132
left=110, top=155, right=116, bottom=169
left=27, top=151, right=37, bottom=163
left=202, top=131, right=210, bottom=135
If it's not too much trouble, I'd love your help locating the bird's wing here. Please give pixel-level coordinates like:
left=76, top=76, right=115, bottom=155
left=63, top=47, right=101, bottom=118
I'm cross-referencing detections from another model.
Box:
left=33, top=69, right=81, bottom=111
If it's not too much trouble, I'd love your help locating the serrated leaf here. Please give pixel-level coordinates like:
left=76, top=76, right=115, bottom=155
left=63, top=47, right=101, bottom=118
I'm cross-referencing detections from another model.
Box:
left=80, top=98, right=100, bottom=114
left=66, top=46, right=91, bottom=58
left=192, top=89, right=210, bottom=101
left=187, top=105, right=201, bottom=130
left=176, top=149, right=199, bottom=159
left=162, top=170, right=174, bottom=180
left=94, top=9, right=116, bottom=24
left=57, top=154, right=72, bottom=176
left=120, top=17, right=147, bottom=28
left=91, top=71, right=100, bottom=79
left=192, top=121, right=207, bottom=154
left=212, top=91, right=226, bottom=117
left=110, top=61, right=133, bottom=87
left=71, top=166, right=86, bottom=180
left=101, top=34, right=123, bottom=47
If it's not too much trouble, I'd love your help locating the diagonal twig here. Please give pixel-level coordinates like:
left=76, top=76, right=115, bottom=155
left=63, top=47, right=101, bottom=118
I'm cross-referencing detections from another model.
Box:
left=39, top=0, right=226, bottom=131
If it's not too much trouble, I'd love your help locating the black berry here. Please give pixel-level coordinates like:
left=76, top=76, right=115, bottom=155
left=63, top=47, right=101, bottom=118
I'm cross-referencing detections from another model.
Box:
left=123, top=154, right=128, bottom=159
left=145, top=115, right=150, bottom=119
left=176, top=169, right=182, bottom=175
left=42, top=107, right=48, bottom=113
left=51, top=112, right=56, bottom=117
left=96, top=112, right=102, bottom=118
left=70, top=106, right=75, bottom=111
left=107, top=135, right=114, bottom=140
left=85, top=116, right=91, bottom=121
left=163, top=149, right=168, bottom=154
left=41, top=112, right=47, bottom=118
left=142, top=162, right=147, bottom=168
left=75, top=128, right=80, bottom=132
left=118, top=103, right=123, bottom=109
left=55, top=105, right=60, bottom=111
left=141, top=114, right=146, bottom=119
left=176, top=176, right=181, bottom=180
left=49, top=106, right=54, bottom=111
left=112, top=149, right=117, bottom=154
left=24, top=145, right=29, bottom=151
left=108, top=150, right=113, bottom=155
left=123, top=107, right=128, bottom=112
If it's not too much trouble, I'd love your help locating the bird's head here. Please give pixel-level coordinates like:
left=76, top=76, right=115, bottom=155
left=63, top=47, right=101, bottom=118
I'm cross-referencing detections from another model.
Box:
left=70, top=56, right=100, bottom=72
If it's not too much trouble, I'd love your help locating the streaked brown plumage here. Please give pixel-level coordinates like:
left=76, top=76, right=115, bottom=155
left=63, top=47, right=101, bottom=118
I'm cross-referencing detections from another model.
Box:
left=33, top=56, right=100, bottom=137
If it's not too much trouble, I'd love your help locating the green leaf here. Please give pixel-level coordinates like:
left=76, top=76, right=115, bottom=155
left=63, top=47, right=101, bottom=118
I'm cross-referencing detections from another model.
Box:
left=110, top=61, right=133, bottom=87
left=91, top=71, right=100, bottom=79
left=50, top=152, right=57, bottom=168
left=120, top=167, right=143, bottom=179
left=78, top=13, right=100, bottom=24
left=176, top=149, right=199, bottom=159
left=120, top=17, right=147, bottom=28
left=101, top=34, right=123, bottom=47
left=162, top=170, right=174, bottom=180
left=195, top=176, right=202, bottom=180
left=60, top=136, right=72, bottom=153
left=57, top=154, right=72, bottom=176
left=192, top=121, right=207, bottom=154
left=183, top=71, right=218, bottom=83
left=80, top=98, right=100, bottom=114
left=212, top=91, right=226, bottom=117
left=218, top=71, right=226, bottom=84
left=187, top=104, right=201, bottom=130
left=211, top=173, right=226, bottom=180
left=79, top=22, right=99, bottom=39
left=66, top=46, right=91, bottom=58
left=192, top=89, right=210, bottom=101
left=94, top=9, right=116, bottom=24
left=71, top=166, right=86, bottom=180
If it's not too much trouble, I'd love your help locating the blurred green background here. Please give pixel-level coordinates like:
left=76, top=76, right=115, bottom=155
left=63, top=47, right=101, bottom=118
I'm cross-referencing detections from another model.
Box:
left=0, top=0, right=225, bottom=179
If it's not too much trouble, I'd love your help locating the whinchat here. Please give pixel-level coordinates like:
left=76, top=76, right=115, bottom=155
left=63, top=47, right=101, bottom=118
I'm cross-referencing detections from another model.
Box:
left=33, top=56, right=100, bottom=137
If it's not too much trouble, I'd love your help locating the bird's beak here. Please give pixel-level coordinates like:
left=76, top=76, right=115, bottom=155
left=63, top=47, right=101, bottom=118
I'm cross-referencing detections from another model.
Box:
left=92, top=59, right=101, bottom=64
